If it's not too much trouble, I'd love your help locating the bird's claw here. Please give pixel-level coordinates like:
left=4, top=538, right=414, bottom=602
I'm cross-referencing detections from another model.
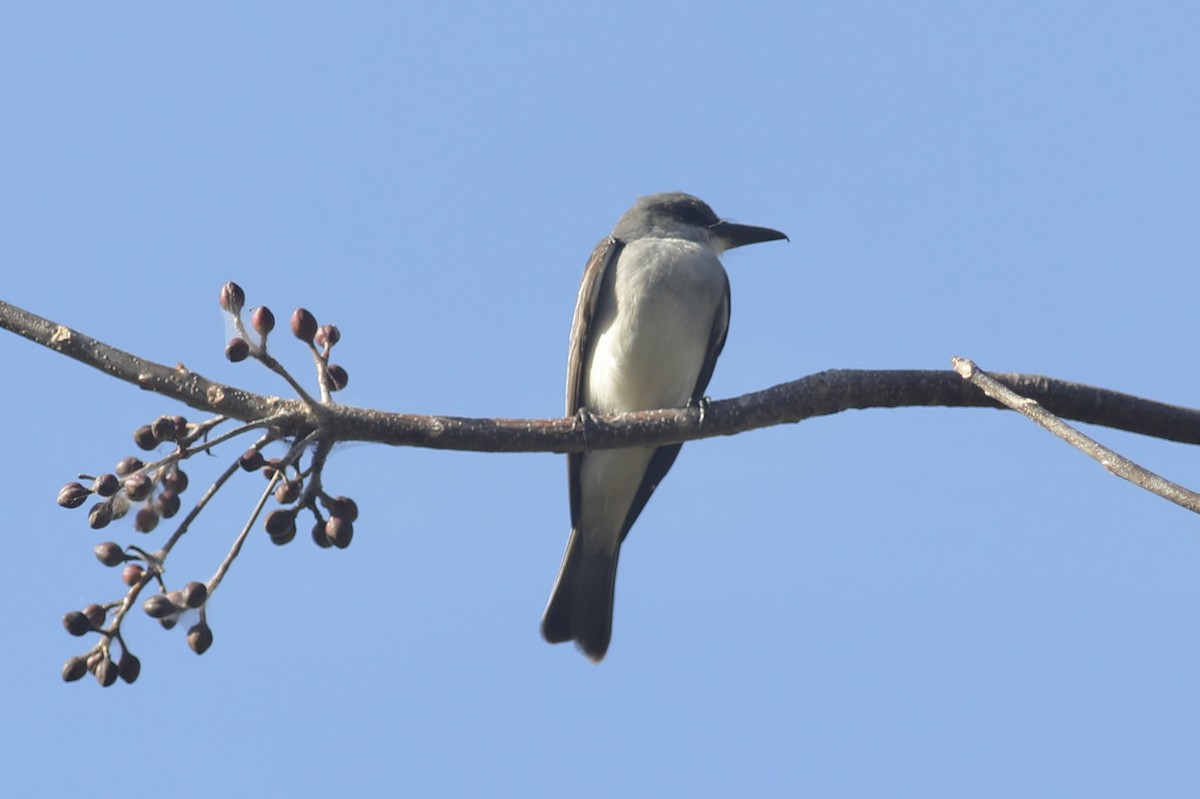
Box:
left=573, top=407, right=598, bottom=452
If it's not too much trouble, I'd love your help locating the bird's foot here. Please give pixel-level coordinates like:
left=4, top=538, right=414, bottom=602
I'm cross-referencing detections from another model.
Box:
left=573, top=407, right=598, bottom=452
left=687, top=396, right=713, bottom=427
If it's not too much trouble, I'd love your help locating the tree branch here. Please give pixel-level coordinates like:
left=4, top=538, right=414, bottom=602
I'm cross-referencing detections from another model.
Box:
left=5, top=298, right=1200, bottom=453
left=953, top=357, right=1200, bottom=513
left=26, top=288, right=1200, bottom=686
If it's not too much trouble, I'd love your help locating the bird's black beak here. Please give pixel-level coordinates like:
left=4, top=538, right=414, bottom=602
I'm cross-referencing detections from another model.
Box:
left=708, top=220, right=789, bottom=252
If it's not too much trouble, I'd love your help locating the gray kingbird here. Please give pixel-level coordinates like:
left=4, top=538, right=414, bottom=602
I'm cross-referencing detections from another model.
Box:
left=541, top=192, right=787, bottom=661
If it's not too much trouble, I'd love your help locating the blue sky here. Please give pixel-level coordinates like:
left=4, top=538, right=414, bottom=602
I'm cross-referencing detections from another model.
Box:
left=3, top=3, right=1199, bottom=796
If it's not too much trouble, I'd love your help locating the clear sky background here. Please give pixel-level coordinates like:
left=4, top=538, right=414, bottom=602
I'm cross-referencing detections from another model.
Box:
left=3, top=3, right=1199, bottom=796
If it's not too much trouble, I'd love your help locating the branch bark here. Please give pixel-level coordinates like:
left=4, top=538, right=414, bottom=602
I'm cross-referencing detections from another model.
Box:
left=5, top=299, right=1200, bottom=453
left=953, top=357, right=1200, bottom=513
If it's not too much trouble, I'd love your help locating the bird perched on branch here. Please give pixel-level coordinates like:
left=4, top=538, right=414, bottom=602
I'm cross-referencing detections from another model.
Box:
left=541, top=192, right=787, bottom=661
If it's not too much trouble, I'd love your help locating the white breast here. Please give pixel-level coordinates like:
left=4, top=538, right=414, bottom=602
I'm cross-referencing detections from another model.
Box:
left=584, top=237, right=728, bottom=414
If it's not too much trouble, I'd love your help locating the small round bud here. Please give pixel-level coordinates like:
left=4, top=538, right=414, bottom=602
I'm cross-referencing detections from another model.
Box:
left=312, top=519, right=333, bottom=548
left=326, top=516, right=354, bottom=549
left=143, top=594, right=176, bottom=619
left=115, top=457, right=144, bottom=477
left=172, top=416, right=190, bottom=441
left=155, top=489, right=181, bottom=519
left=92, top=473, right=120, bottom=497
left=326, top=364, right=349, bottom=391
left=62, top=656, right=88, bottom=682
left=88, top=502, right=114, bottom=530
left=95, top=658, right=119, bottom=687
left=124, top=474, right=153, bottom=501
left=239, top=449, right=265, bottom=471
left=290, top=308, right=318, bottom=342
left=219, top=281, right=245, bottom=314
left=165, top=590, right=186, bottom=609
left=159, top=617, right=178, bottom=631
left=265, top=509, right=297, bottom=542
left=83, top=603, right=106, bottom=629
left=134, top=506, right=159, bottom=533
left=182, top=581, right=208, bottom=609
left=63, top=611, right=91, bottom=637
left=275, top=479, right=301, bottom=504
left=133, top=425, right=158, bottom=451
left=326, top=496, right=359, bottom=523
left=118, top=651, right=141, bottom=684
left=270, top=529, right=295, bottom=546
left=252, top=306, right=275, bottom=336
left=94, top=541, right=125, bottom=567
left=163, top=469, right=189, bottom=493
left=86, top=652, right=104, bottom=673
left=262, top=458, right=283, bottom=480
left=225, top=336, right=250, bottom=363
left=122, top=562, right=144, bottom=586
left=151, top=416, right=177, bottom=441
left=315, top=324, right=341, bottom=347
left=57, top=482, right=90, bottom=509
left=188, top=621, right=213, bottom=655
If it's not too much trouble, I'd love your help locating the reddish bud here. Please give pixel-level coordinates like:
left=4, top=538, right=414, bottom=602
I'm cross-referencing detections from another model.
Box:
left=122, top=562, right=144, bottom=586
left=151, top=416, right=177, bottom=441
left=315, top=324, right=341, bottom=347
left=63, top=611, right=91, bottom=637
left=327, top=516, right=354, bottom=549
left=326, top=364, right=349, bottom=391
left=270, top=528, right=296, bottom=546
left=182, top=581, right=208, bottom=609
left=118, top=651, right=141, bottom=684
left=265, top=509, right=297, bottom=542
left=290, top=308, right=318, bottom=342
left=327, top=496, right=359, bottom=523
left=188, top=621, right=213, bottom=655
left=163, top=469, right=189, bottom=493
left=94, top=541, right=125, bottom=567
left=62, top=656, right=88, bottom=683
left=95, top=658, right=119, bottom=687
left=225, top=337, right=250, bottom=362
left=155, top=489, right=181, bottom=519
left=275, top=479, right=301, bottom=504
left=312, top=519, right=333, bottom=548
left=239, top=449, right=265, bottom=471
left=133, top=425, right=158, bottom=451
left=57, top=482, right=90, bottom=509
left=252, top=306, right=275, bottom=336
left=83, top=603, right=106, bottom=629
left=115, top=457, right=144, bottom=477
left=143, top=594, right=176, bottom=619
left=172, top=416, right=190, bottom=441
left=219, top=281, right=245, bottom=314
left=124, top=474, right=153, bottom=502
left=88, top=502, right=114, bottom=530
left=92, top=473, right=120, bottom=497
left=134, top=506, right=159, bottom=533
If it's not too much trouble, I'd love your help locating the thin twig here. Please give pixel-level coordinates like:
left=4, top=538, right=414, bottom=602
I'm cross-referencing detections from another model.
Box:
left=255, top=348, right=321, bottom=410
left=186, top=414, right=289, bottom=456
left=159, top=432, right=278, bottom=556
left=209, top=466, right=282, bottom=596
left=206, top=428, right=319, bottom=595
left=952, top=357, right=1200, bottom=514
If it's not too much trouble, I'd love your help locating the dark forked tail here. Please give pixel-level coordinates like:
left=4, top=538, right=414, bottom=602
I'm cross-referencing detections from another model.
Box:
left=541, top=528, right=618, bottom=663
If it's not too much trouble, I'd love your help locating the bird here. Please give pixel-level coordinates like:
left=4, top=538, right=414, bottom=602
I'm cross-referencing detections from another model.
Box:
left=541, top=192, right=787, bottom=661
